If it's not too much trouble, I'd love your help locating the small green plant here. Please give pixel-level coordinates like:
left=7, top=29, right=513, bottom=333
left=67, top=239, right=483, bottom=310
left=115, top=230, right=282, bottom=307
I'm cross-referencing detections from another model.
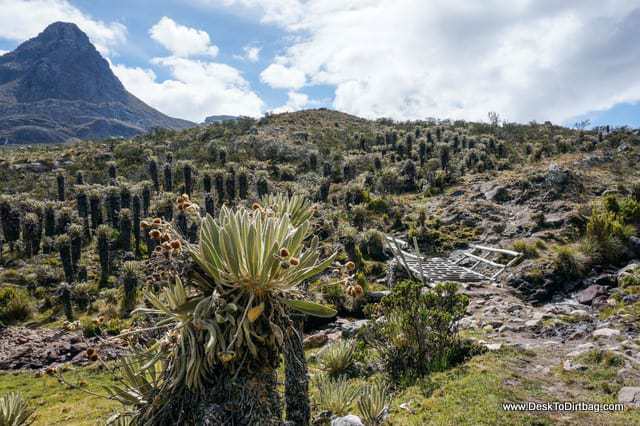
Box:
left=313, top=375, right=359, bottom=416
left=357, top=380, right=390, bottom=426
left=319, top=340, right=356, bottom=377
left=0, top=287, right=33, bottom=325
left=553, top=245, right=586, bottom=279
left=366, top=281, right=470, bottom=383
left=0, top=392, right=34, bottom=426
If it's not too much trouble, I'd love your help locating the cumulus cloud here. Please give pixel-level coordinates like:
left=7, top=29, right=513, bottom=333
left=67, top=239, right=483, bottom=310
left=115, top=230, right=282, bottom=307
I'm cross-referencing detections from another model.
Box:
left=227, top=0, right=640, bottom=123
left=271, top=91, right=309, bottom=113
left=260, top=62, right=306, bottom=89
left=0, top=50, right=8, bottom=56
left=112, top=57, right=263, bottom=121
left=0, top=0, right=126, bottom=55
left=149, top=17, right=218, bottom=58
left=244, top=45, right=261, bottom=62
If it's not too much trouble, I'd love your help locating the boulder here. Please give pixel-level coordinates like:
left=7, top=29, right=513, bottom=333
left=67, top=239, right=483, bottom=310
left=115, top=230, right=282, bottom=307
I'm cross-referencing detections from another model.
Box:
left=366, top=291, right=390, bottom=304
left=575, top=285, right=607, bottom=305
left=592, top=328, right=621, bottom=338
left=618, top=387, right=640, bottom=406
left=484, top=185, right=511, bottom=203
left=331, top=415, right=364, bottom=426
left=340, top=320, right=369, bottom=338
left=303, top=332, right=328, bottom=349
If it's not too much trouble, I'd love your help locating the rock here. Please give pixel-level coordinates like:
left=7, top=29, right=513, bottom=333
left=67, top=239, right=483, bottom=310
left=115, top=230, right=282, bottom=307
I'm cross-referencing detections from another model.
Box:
left=486, top=343, right=502, bottom=351
left=366, top=291, right=390, bottom=304
left=569, top=309, right=590, bottom=320
left=331, top=415, right=365, bottom=426
left=618, top=387, right=640, bottom=406
left=629, top=238, right=640, bottom=257
left=303, top=332, right=328, bottom=349
left=617, top=261, right=640, bottom=280
left=484, top=185, right=511, bottom=203
left=582, top=274, right=617, bottom=288
left=525, top=319, right=542, bottom=329
left=575, top=285, right=607, bottom=305
left=340, top=320, right=369, bottom=338
left=563, top=359, right=587, bottom=372
left=592, top=328, right=621, bottom=338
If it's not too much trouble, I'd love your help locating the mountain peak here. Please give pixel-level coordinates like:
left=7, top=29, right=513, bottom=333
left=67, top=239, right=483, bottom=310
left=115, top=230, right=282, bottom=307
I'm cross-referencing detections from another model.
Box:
left=39, top=22, right=89, bottom=42
left=0, top=22, right=192, bottom=144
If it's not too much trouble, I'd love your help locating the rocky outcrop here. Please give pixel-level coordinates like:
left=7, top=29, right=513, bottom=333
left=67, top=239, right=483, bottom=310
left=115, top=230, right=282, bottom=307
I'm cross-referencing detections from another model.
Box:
left=0, top=22, right=192, bottom=144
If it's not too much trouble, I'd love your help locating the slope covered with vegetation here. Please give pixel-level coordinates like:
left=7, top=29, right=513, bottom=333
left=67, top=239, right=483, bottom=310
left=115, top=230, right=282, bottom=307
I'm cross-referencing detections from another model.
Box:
left=1, top=109, right=640, bottom=425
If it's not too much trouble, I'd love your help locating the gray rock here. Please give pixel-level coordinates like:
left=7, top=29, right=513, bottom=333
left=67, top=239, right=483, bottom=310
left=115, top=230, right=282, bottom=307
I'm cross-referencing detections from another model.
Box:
left=525, top=319, right=542, bottom=329
left=563, top=359, right=587, bottom=372
left=592, top=328, right=621, bottom=338
left=575, top=285, right=607, bottom=305
left=366, top=291, right=390, bottom=304
left=618, top=387, right=640, bottom=406
left=340, top=320, right=369, bottom=338
left=484, top=185, right=511, bottom=203
left=332, top=415, right=365, bottom=426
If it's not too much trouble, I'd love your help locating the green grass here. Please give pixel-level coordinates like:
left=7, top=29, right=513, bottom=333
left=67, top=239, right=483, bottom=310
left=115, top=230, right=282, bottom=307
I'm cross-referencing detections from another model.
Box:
left=0, top=366, right=119, bottom=425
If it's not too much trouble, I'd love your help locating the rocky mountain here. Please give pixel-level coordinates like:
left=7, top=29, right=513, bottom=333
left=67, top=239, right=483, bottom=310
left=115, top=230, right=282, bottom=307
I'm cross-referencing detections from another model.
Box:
left=0, top=22, right=193, bottom=144
left=204, top=115, right=240, bottom=124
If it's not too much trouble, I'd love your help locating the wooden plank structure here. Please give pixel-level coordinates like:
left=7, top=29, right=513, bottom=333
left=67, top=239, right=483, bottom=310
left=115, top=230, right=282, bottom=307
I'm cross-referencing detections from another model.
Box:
left=385, top=235, right=522, bottom=287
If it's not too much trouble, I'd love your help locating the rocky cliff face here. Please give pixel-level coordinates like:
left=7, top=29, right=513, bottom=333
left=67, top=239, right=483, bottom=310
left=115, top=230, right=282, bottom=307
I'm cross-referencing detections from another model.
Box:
left=0, top=22, right=192, bottom=144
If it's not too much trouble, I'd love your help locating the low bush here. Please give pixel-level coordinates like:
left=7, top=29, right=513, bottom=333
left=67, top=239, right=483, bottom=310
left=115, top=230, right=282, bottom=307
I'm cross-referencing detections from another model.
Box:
left=319, top=340, right=356, bottom=377
left=0, top=286, right=33, bottom=325
left=366, top=280, right=471, bottom=383
left=553, top=245, right=586, bottom=280
left=0, top=392, right=34, bottom=426
left=313, top=375, right=359, bottom=416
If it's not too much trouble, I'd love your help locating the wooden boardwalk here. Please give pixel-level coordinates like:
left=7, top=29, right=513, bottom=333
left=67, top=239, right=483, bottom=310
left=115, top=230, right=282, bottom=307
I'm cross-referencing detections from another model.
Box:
left=385, top=235, right=521, bottom=287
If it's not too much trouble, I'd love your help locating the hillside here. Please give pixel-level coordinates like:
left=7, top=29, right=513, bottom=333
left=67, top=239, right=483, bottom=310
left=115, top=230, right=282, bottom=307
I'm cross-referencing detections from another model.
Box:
left=1, top=109, right=640, bottom=425
left=0, top=22, right=193, bottom=144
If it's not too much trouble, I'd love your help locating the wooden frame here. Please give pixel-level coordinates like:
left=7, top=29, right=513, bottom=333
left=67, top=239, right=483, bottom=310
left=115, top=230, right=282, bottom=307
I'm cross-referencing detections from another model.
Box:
left=385, top=235, right=522, bottom=285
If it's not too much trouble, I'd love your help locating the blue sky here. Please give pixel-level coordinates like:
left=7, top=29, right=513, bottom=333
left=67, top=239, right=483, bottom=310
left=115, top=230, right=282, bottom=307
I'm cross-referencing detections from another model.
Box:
left=1, top=0, right=639, bottom=128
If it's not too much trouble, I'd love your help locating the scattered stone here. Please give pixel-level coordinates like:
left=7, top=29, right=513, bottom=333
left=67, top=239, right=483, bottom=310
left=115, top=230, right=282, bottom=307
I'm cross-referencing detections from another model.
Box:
left=331, top=415, right=364, bottom=426
left=340, top=320, right=369, bottom=338
left=366, top=291, right=390, bottom=304
left=525, top=319, right=542, bottom=329
left=618, top=387, right=640, bottom=406
left=592, top=328, right=621, bottom=338
left=303, top=332, right=329, bottom=349
left=484, top=185, right=511, bottom=203
left=575, top=285, right=607, bottom=305
left=563, top=359, right=587, bottom=372
left=486, top=343, right=502, bottom=351
left=569, top=309, right=590, bottom=320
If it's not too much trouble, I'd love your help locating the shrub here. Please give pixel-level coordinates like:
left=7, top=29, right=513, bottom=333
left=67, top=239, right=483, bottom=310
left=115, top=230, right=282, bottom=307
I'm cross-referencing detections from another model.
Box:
left=511, top=240, right=539, bottom=259
left=362, top=229, right=387, bottom=261
left=357, top=380, right=390, bottom=426
left=583, top=207, right=635, bottom=263
left=619, top=197, right=640, bottom=224
left=319, top=340, right=356, bottom=377
left=554, top=245, right=586, bottom=280
left=313, top=375, right=359, bottom=416
left=0, top=287, right=33, bottom=325
left=0, top=392, right=34, bottom=426
left=366, top=281, right=470, bottom=382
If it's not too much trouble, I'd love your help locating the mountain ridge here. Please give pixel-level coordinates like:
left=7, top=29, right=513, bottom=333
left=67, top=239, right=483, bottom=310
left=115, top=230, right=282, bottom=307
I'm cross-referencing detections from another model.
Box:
left=0, top=22, right=193, bottom=144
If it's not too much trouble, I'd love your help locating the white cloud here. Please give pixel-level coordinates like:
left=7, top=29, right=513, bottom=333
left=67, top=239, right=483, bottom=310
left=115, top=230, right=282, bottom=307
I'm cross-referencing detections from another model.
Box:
left=0, top=50, right=8, bottom=56
left=149, top=17, right=218, bottom=58
left=0, top=0, right=126, bottom=55
left=271, top=91, right=309, bottom=113
left=260, top=62, right=306, bottom=89
left=112, top=56, right=263, bottom=121
left=218, top=0, right=640, bottom=123
left=234, top=45, right=261, bottom=62
left=244, top=45, right=261, bottom=62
